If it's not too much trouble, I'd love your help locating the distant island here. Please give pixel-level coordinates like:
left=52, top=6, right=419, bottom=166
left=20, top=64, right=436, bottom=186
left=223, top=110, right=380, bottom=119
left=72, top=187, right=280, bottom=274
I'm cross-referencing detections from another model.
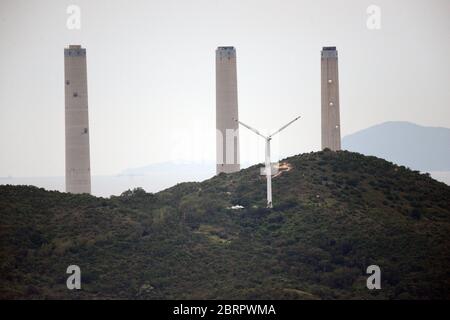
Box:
left=342, top=121, right=450, bottom=172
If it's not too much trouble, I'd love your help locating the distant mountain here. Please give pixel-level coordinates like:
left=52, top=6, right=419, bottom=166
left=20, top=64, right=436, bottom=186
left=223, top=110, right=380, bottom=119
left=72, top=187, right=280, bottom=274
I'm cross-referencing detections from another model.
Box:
left=342, top=121, right=450, bottom=172
left=1, top=150, right=450, bottom=299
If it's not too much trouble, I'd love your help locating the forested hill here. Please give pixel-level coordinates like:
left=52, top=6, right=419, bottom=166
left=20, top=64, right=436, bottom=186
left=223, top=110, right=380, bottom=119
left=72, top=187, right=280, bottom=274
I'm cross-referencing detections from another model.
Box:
left=1, top=150, right=450, bottom=299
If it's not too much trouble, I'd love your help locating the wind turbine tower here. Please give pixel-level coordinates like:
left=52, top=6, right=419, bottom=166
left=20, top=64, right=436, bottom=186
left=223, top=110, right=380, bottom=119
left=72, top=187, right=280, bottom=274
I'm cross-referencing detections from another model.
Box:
left=236, top=116, right=301, bottom=208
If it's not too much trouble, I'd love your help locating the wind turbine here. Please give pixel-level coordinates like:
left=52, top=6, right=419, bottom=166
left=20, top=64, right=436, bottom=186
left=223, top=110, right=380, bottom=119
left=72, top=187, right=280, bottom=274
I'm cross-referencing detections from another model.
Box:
left=235, top=115, right=301, bottom=208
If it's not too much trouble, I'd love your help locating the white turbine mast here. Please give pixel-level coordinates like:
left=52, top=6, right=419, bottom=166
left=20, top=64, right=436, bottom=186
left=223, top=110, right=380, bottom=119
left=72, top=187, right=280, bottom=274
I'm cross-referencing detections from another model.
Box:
left=235, top=115, right=301, bottom=208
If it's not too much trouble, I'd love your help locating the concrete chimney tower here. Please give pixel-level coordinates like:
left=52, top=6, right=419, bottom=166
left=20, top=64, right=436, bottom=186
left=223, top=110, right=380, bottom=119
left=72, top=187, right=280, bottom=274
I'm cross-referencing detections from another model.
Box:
left=64, top=45, right=91, bottom=194
left=216, top=46, right=240, bottom=174
left=321, top=46, right=341, bottom=151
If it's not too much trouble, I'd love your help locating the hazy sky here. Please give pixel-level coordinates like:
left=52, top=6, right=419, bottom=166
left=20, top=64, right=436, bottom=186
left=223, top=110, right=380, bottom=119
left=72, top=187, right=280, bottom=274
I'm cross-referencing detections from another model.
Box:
left=1, top=0, right=449, bottom=177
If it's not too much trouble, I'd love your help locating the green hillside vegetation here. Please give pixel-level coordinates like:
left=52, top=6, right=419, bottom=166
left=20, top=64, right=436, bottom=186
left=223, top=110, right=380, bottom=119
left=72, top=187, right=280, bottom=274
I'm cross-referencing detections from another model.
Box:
left=1, top=150, right=450, bottom=299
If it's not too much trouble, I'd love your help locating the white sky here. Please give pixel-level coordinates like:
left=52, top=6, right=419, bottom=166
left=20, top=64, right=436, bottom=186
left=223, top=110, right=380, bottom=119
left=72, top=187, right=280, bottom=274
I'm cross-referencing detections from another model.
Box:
left=0, top=0, right=449, bottom=177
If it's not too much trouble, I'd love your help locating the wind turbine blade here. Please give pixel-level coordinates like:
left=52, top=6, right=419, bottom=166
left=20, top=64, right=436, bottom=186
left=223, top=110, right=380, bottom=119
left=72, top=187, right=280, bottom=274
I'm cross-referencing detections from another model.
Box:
left=269, top=115, right=301, bottom=138
left=234, top=118, right=267, bottom=139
